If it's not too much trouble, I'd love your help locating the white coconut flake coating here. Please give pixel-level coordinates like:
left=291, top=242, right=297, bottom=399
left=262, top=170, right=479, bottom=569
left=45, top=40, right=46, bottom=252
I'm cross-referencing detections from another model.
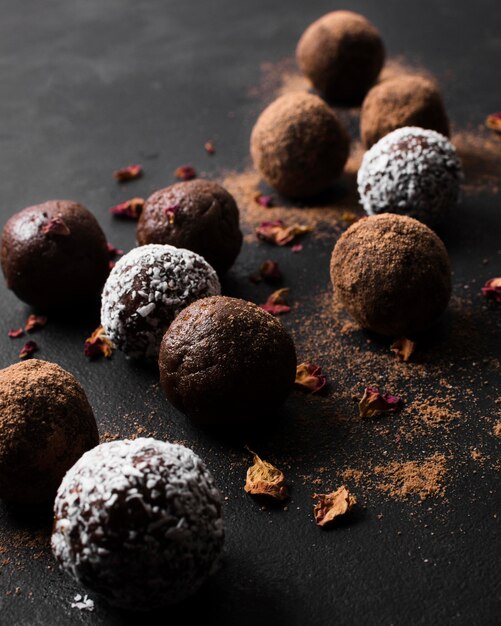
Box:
left=51, top=438, right=224, bottom=610
left=101, top=244, right=220, bottom=359
left=357, top=126, right=463, bottom=225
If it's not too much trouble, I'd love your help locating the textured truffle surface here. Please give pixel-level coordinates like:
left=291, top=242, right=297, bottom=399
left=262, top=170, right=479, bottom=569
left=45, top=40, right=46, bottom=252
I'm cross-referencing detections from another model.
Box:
left=137, top=180, right=242, bottom=274
left=296, top=11, right=385, bottom=103
left=101, top=244, right=220, bottom=360
left=159, top=296, right=297, bottom=425
left=0, top=359, right=98, bottom=504
left=330, top=214, right=451, bottom=336
left=52, top=438, right=224, bottom=610
left=358, top=127, right=463, bottom=226
left=360, top=75, right=450, bottom=148
left=1, top=200, right=109, bottom=311
left=250, top=92, right=350, bottom=198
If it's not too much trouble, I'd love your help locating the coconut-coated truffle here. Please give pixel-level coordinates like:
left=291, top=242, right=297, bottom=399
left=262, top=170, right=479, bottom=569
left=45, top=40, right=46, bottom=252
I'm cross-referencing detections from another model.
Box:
left=0, top=359, right=98, bottom=504
left=296, top=11, right=385, bottom=103
left=159, top=296, right=297, bottom=425
left=136, top=180, right=243, bottom=274
left=250, top=92, right=350, bottom=198
left=52, top=438, right=224, bottom=610
left=101, top=244, right=220, bottom=360
left=330, top=214, right=451, bottom=336
left=360, top=75, right=450, bottom=148
left=358, top=127, right=463, bottom=226
left=1, top=200, right=109, bottom=311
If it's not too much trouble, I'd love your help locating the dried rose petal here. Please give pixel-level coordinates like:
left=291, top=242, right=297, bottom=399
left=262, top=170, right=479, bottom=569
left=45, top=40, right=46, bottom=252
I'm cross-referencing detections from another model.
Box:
left=19, top=340, right=38, bottom=359
left=175, top=165, right=197, bottom=181
left=84, top=326, right=114, bottom=359
left=164, top=205, right=180, bottom=225
left=107, top=243, right=124, bottom=258
left=486, top=113, right=501, bottom=134
left=256, top=220, right=312, bottom=246
left=25, top=315, right=48, bottom=332
left=295, top=363, right=327, bottom=394
left=253, top=192, right=274, bottom=208
left=204, top=141, right=216, bottom=155
left=260, top=288, right=291, bottom=315
left=291, top=244, right=303, bottom=253
left=109, top=197, right=145, bottom=220
left=313, top=486, right=357, bottom=527
left=481, top=277, right=501, bottom=303
left=244, top=448, right=288, bottom=501
left=8, top=328, right=24, bottom=339
left=358, top=386, right=403, bottom=418
left=41, top=216, right=70, bottom=236
left=113, top=164, right=143, bottom=181
left=249, top=260, right=282, bottom=284
left=390, top=337, right=416, bottom=362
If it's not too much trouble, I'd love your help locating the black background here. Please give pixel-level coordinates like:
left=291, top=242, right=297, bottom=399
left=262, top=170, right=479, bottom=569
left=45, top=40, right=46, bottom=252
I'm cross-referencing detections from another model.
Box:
left=0, top=1, right=500, bottom=625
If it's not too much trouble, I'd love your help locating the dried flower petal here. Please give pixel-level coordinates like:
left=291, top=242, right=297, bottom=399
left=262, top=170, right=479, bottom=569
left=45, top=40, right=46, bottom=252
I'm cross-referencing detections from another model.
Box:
left=113, top=164, right=143, bottom=181
left=41, top=216, right=70, bottom=236
left=358, top=386, right=403, bottom=418
left=8, top=328, right=24, bottom=339
left=253, top=192, right=274, bottom=208
left=19, top=340, right=38, bottom=359
left=204, top=141, right=215, bottom=155
left=313, top=486, right=357, bottom=527
left=109, top=197, right=145, bottom=220
left=84, top=326, right=114, bottom=359
left=175, top=165, right=197, bottom=181
left=244, top=448, right=288, bottom=501
left=295, top=363, right=327, bottom=394
left=390, top=337, right=416, bottom=362
left=25, top=315, right=48, bottom=332
left=260, top=288, right=291, bottom=315
left=249, top=260, right=282, bottom=284
left=291, top=244, right=303, bottom=253
left=164, top=205, right=180, bottom=225
left=340, top=211, right=361, bottom=225
left=486, top=113, right=501, bottom=134
left=481, top=277, right=501, bottom=303
left=256, top=220, right=312, bottom=246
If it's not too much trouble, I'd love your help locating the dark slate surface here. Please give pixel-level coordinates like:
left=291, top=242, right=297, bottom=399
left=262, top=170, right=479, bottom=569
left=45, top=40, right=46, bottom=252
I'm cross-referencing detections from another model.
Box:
left=0, top=1, right=500, bottom=624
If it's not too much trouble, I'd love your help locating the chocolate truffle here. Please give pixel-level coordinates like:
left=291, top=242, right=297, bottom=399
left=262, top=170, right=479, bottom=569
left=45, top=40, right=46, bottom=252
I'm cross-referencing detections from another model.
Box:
left=296, top=11, right=385, bottom=103
left=136, top=180, right=242, bottom=274
left=330, top=214, right=451, bottom=336
left=101, top=244, right=220, bottom=360
left=159, top=296, right=297, bottom=425
left=360, top=75, right=450, bottom=148
left=0, top=359, right=98, bottom=504
left=1, top=200, right=109, bottom=311
left=358, top=127, right=463, bottom=226
left=250, top=92, right=350, bottom=198
left=52, top=438, right=224, bottom=609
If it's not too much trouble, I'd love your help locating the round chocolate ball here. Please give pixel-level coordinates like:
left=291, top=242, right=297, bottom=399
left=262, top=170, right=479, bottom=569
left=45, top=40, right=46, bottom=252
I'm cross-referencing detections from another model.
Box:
left=1, top=200, right=109, bottom=311
left=358, top=127, right=463, bottom=226
left=136, top=180, right=242, bottom=274
left=0, top=359, right=98, bottom=504
left=101, top=244, right=220, bottom=360
left=52, top=438, right=224, bottom=609
left=250, top=92, right=350, bottom=198
left=159, top=296, right=297, bottom=425
left=330, top=214, right=451, bottom=336
left=360, top=75, right=450, bottom=148
left=296, top=11, right=385, bottom=103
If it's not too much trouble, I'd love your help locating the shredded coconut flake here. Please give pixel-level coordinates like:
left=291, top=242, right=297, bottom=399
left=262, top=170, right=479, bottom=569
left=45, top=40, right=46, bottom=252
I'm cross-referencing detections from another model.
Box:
left=71, top=594, right=94, bottom=611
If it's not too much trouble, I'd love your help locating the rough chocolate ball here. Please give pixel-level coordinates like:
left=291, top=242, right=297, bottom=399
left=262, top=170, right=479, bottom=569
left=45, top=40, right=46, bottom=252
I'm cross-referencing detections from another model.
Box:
left=296, top=11, right=385, bottom=103
left=0, top=359, right=98, bottom=504
left=330, top=214, right=451, bottom=336
left=250, top=92, right=350, bottom=198
left=136, top=180, right=242, bottom=274
left=101, top=244, right=220, bottom=360
left=52, top=438, right=224, bottom=609
left=358, top=127, right=463, bottom=226
left=1, top=200, right=109, bottom=311
left=360, top=75, right=450, bottom=148
left=159, top=296, right=297, bottom=425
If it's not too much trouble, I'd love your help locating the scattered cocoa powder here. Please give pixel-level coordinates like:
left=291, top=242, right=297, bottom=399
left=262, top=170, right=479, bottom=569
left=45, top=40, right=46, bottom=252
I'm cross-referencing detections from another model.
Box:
left=374, top=453, right=448, bottom=501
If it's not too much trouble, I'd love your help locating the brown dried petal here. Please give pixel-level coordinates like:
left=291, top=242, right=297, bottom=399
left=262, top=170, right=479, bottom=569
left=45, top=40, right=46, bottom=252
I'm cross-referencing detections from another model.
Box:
left=253, top=192, right=274, bottom=208
left=249, top=260, right=282, bottom=284
left=260, top=288, right=291, bottom=316
left=390, top=337, right=416, bottom=362
left=164, top=205, right=180, bottom=225
left=84, top=326, right=114, bottom=359
left=358, top=386, right=403, bottom=418
left=486, top=113, right=501, bottom=134
left=8, top=328, right=24, bottom=339
left=109, top=198, right=145, bottom=220
left=295, top=363, right=327, bottom=394
left=256, top=220, right=312, bottom=246
left=41, top=216, right=70, bottom=236
left=244, top=448, right=288, bottom=501
left=19, top=340, right=38, bottom=359
left=175, top=165, right=197, bottom=181
left=313, top=486, right=357, bottom=527
left=113, top=164, right=143, bottom=181
left=204, top=141, right=216, bottom=155
left=24, top=315, right=48, bottom=332
left=481, top=277, right=501, bottom=303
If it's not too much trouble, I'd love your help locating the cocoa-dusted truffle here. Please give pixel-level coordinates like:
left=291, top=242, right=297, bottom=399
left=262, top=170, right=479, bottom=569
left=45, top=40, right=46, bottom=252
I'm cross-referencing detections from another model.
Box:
left=136, top=180, right=242, bottom=274
left=296, top=11, right=385, bottom=103
left=358, top=127, right=463, bottom=226
left=101, top=244, right=220, bottom=360
left=0, top=359, right=98, bottom=504
left=52, top=438, right=224, bottom=609
left=360, top=75, right=450, bottom=148
left=1, top=200, right=109, bottom=311
left=250, top=92, right=350, bottom=198
left=159, top=296, right=297, bottom=425
left=330, top=214, right=451, bottom=336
